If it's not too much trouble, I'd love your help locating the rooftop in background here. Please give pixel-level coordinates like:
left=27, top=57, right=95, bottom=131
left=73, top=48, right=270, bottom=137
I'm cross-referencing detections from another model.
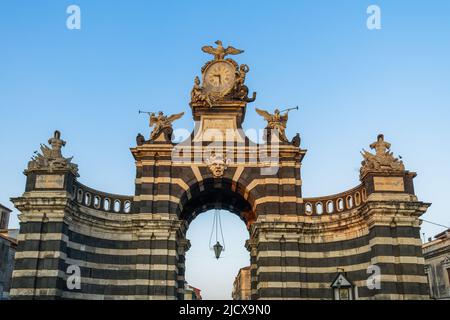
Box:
left=0, top=203, right=13, bottom=230
left=434, top=228, right=450, bottom=240
left=185, top=282, right=202, bottom=300
left=421, top=227, right=450, bottom=300
left=0, top=204, right=12, bottom=213
left=0, top=230, right=18, bottom=246
left=422, top=228, right=450, bottom=250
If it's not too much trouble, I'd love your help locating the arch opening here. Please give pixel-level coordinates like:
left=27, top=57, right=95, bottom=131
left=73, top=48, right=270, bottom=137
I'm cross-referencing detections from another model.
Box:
left=178, top=178, right=256, bottom=228
left=179, top=178, right=255, bottom=300
left=184, top=209, right=251, bottom=300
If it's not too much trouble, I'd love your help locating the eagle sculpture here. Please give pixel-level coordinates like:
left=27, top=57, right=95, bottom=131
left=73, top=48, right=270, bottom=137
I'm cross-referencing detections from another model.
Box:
left=201, top=40, right=244, bottom=61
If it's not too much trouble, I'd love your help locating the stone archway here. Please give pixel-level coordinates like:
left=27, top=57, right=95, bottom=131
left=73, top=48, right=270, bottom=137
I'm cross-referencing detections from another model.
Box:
left=176, top=178, right=256, bottom=299
left=178, top=178, right=256, bottom=227
left=10, top=42, right=430, bottom=300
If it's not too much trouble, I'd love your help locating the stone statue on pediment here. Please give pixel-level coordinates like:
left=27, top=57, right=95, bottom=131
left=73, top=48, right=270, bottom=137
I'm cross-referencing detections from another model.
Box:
left=148, top=111, right=184, bottom=142
left=256, top=108, right=290, bottom=142
left=360, top=134, right=405, bottom=178
left=27, top=130, right=79, bottom=176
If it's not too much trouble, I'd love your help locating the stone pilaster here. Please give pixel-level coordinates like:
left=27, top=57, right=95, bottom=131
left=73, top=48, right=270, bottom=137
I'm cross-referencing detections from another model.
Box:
left=10, top=191, right=74, bottom=299
left=133, top=216, right=184, bottom=300
left=245, top=238, right=258, bottom=300
left=251, top=218, right=305, bottom=300
left=176, top=237, right=191, bottom=300
left=362, top=193, right=430, bottom=299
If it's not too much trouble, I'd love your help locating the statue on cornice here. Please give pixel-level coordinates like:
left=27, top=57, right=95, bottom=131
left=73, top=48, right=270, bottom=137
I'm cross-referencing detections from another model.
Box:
left=191, top=41, right=256, bottom=107
left=256, top=108, right=290, bottom=142
left=27, top=130, right=79, bottom=176
left=191, top=76, right=212, bottom=107
left=201, top=40, right=244, bottom=61
left=148, top=111, right=184, bottom=142
left=360, top=134, right=405, bottom=178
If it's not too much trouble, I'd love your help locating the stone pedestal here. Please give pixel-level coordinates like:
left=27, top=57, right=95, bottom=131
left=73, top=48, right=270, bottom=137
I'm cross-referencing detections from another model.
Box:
left=11, top=169, right=76, bottom=299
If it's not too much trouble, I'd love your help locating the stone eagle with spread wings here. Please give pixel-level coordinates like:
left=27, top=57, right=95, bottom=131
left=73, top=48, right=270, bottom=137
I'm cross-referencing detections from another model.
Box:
left=255, top=108, right=289, bottom=142
left=202, top=40, right=244, bottom=61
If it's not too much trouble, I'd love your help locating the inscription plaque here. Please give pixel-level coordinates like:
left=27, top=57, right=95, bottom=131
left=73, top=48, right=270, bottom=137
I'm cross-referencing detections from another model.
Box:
left=194, top=116, right=243, bottom=142
left=35, top=174, right=65, bottom=189
left=373, top=176, right=404, bottom=192
left=203, top=118, right=235, bottom=131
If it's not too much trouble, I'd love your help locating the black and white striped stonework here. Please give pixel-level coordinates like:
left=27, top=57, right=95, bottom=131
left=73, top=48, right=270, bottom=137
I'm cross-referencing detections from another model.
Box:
left=253, top=226, right=428, bottom=299
left=10, top=141, right=430, bottom=300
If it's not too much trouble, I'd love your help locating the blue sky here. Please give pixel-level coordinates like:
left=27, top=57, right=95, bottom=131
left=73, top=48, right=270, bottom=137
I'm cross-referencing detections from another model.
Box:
left=1, top=1, right=450, bottom=299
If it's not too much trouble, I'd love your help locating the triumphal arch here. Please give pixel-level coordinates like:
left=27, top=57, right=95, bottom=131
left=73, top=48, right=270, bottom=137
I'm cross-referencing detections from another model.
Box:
left=10, top=42, right=430, bottom=300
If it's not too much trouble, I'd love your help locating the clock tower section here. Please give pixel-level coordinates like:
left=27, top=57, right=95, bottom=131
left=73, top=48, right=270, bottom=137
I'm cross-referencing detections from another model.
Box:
left=190, top=41, right=257, bottom=143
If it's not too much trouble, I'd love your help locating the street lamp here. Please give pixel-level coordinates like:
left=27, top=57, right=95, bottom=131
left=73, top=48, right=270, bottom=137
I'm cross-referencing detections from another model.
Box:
left=213, top=241, right=223, bottom=260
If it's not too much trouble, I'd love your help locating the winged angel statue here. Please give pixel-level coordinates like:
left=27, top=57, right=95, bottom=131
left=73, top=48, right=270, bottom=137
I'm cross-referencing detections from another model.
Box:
left=255, top=108, right=290, bottom=142
left=148, top=111, right=184, bottom=142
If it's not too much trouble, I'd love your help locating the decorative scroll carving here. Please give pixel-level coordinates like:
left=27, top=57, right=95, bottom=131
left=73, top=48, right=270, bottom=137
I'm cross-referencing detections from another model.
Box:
left=256, top=108, right=289, bottom=142
left=27, top=130, right=79, bottom=176
left=360, top=134, right=405, bottom=178
left=148, top=111, right=184, bottom=142
left=206, top=151, right=231, bottom=178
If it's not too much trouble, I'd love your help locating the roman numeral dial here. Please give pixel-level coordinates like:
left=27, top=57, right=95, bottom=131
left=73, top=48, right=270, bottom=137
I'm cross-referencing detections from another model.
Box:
left=203, top=61, right=236, bottom=96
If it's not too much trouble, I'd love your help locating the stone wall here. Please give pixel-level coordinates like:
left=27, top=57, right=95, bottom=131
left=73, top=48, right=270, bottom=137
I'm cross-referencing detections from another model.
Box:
left=0, top=233, right=16, bottom=299
left=232, top=266, right=251, bottom=300
left=9, top=146, right=430, bottom=299
left=423, top=231, right=450, bottom=299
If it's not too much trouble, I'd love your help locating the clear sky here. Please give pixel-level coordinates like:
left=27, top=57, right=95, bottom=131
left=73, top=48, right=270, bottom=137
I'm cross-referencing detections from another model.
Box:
left=1, top=1, right=450, bottom=299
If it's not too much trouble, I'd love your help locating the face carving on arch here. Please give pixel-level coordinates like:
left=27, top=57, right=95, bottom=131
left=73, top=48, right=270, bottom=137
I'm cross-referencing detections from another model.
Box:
left=206, top=151, right=231, bottom=178
left=210, top=163, right=226, bottom=178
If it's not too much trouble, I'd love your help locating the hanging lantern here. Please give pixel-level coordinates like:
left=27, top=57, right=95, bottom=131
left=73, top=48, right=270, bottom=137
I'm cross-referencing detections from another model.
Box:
left=213, top=241, right=223, bottom=259
left=210, top=209, right=226, bottom=259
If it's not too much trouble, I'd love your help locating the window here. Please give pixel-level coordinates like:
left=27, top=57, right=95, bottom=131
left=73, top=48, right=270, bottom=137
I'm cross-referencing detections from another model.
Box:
left=316, top=202, right=323, bottom=215
left=0, top=211, right=5, bottom=229
left=104, top=198, right=111, bottom=211
left=337, top=198, right=344, bottom=212
left=0, top=211, right=9, bottom=229
left=326, top=200, right=334, bottom=213
left=339, top=288, right=350, bottom=300
left=305, top=203, right=313, bottom=215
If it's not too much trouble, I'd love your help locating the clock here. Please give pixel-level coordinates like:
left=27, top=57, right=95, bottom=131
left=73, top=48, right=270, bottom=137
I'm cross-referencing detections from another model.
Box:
left=203, top=61, right=236, bottom=96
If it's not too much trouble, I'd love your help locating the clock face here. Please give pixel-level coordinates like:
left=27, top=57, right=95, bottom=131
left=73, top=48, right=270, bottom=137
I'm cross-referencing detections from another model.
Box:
left=203, top=61, right=236, bottom=95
